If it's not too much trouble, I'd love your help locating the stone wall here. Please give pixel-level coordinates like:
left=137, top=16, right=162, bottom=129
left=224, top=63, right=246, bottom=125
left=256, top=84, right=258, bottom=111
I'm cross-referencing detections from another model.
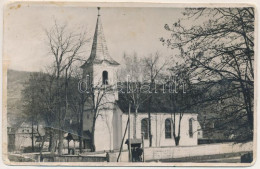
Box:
left=110, top=142, right=253, bottom=162
left=53, top=155, right=107, bottom=162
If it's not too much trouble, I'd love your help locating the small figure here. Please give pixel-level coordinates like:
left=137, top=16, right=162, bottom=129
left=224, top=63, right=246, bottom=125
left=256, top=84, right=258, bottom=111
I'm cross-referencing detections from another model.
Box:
left=132, top=147, right=137, bottom=162
left=136, top=147, right=143, bottom=162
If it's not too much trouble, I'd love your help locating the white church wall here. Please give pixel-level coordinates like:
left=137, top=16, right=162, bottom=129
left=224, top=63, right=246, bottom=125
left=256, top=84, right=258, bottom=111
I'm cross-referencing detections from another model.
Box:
left=94, top=108, right=115, bottom=151
left=121, top=113, right=198, bottom=150
left=112, top=105, right=123, bottom=150
left=82, top=101, right=119, bottom=152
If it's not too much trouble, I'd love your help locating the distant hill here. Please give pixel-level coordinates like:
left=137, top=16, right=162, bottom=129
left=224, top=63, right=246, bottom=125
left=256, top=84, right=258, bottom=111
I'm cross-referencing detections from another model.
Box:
left=7, top=69, right=33, bottom=127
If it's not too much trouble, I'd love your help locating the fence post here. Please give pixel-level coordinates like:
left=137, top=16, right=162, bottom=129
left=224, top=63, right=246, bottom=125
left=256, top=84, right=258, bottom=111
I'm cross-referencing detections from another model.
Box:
left=128, top=102, right=132, bottom=162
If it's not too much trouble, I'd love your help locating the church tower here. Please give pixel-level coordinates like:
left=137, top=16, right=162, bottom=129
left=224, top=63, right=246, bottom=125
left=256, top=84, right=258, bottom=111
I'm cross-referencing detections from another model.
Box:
left=81, top=7, right=120, bottom=89
left=81, top=7, right=120, bottom=151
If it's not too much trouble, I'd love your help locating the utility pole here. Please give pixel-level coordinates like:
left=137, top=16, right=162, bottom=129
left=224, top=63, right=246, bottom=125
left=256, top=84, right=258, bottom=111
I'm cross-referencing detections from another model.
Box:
left=117, top=118, right=129, bottom=162
left=31, top=118, right=34, bottom=152
left=142, top=132, right=144, bottom=162
left=128, top=102, right=132, bottom=162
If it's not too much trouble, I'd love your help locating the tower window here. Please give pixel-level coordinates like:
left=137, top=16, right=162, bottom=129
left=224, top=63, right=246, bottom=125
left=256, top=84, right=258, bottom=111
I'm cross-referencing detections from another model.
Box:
left=102, top=71, right=108, bottom=85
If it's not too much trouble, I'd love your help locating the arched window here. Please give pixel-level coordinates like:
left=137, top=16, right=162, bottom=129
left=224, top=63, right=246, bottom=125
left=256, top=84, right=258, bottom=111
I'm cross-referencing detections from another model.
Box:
left=165, top=119, right=172, bottom=139
left=141, top=118, right=148, bottom=139
left=189, top=118, right=193, bottom=138
left=102, top=71, right=108, bottom=85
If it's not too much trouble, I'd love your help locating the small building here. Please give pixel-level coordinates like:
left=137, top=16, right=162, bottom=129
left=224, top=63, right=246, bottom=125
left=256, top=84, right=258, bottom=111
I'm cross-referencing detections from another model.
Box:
left=7, top=127, right=16, bottom=152
left=7, top=122, right=38, bottom=152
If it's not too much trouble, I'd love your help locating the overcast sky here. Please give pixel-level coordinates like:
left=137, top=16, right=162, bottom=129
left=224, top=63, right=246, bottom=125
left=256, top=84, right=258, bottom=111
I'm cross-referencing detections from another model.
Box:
left=4, top=3, right=186, bottom=72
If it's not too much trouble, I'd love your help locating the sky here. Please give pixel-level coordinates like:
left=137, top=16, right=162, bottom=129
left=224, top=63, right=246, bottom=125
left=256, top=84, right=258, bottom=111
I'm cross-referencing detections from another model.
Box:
left=4, top=2, right=186, bottom=72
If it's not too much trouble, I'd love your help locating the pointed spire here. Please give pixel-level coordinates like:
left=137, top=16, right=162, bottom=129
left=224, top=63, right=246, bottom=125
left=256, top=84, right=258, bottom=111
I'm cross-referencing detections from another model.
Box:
left=81, top=7, right=119, bottom=68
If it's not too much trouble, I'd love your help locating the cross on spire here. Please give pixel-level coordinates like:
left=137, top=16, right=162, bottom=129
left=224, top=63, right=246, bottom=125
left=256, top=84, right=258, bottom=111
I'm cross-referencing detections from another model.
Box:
left=97, top=7, right=100, bottom=16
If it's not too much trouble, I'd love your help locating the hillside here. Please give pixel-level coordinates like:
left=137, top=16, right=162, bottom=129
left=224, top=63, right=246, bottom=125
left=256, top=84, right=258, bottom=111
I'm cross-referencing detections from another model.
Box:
left=7, top=69, right=32, bottom=127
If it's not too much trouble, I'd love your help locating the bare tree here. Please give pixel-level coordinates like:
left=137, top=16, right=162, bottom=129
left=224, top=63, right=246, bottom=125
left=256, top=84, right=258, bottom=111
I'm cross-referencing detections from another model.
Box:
left=167, top=63, right=192, bottom=146
left=119, top=52, right=150, bottom=139
left=143, top=52, right=167, bottom=147
left=67, top=67, right=88, bottom=153
left=162, top=8, right=254, bottom=141
left=45, top=20, right=88, bottom=155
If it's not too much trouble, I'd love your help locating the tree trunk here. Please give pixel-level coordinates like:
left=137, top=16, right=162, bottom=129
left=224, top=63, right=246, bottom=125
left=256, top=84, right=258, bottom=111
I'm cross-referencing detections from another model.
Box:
left=148, top=112, right=152, bottom=147
left=79, top=119, right=83, bottom=153
left=148, top=97, right=152, bottom=147
left=31, top=120, right=34, bottom=152
left=148, top=80, right=155, bottom=147
left=39, top=135, right=46, bottom=162
left=67, top=140, right=70, bottom=154
left=55, top=139, right=58, bottom=152
left=243, top=89, right=253, bottom=130
left=58, top=130, right=63, bottom=155
left=176, top=114, right=182, bottom=146
left=58, top=71, right=68, bottom=155
left=79, top=97, right=84, bottom=153
left=174, top=136, right=180, bottom=146
left=133, top=108, right=138, bottom=139
left=91, top=115, right=96, bottom=152
left=48, top=131, right=53, bottom=152
left=50, top=131, right=57, bottom=154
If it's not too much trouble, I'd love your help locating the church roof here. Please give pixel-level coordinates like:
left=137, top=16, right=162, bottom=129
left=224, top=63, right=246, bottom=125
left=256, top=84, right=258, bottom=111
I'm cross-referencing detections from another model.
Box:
left=81, top=8, right=119, bottom=68
left=116, top=92, right=198, bottom=114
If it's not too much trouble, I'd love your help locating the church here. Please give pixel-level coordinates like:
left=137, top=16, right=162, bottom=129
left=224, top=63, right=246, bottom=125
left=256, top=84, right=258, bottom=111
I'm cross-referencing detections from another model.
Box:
left=80, top=8, right=200, bottom=152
